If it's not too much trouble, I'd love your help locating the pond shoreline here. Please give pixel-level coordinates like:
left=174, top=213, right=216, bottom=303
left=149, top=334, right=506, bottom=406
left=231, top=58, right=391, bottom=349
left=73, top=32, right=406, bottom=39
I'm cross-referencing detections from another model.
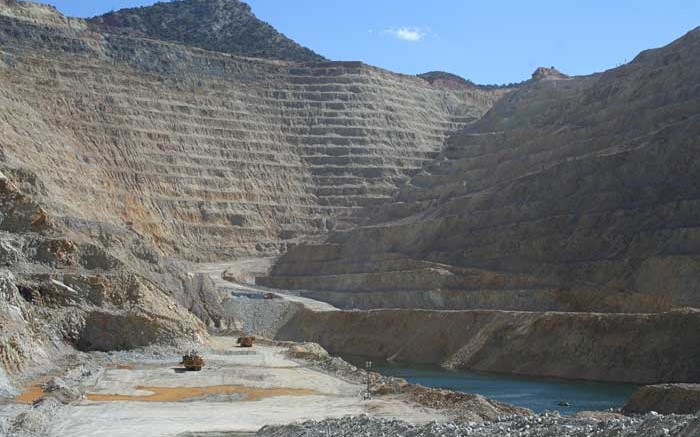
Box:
left=341, top=354, right=639, bottom=414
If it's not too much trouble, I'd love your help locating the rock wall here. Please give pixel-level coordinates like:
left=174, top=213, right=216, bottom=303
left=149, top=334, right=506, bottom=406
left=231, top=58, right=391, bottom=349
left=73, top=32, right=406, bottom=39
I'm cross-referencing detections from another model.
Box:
left=275, top=307, right=700, bottom=384
left=221, top=295, right=303, bottom=339
left=0, top=267, right=209, bottom=395
left=0, top=156, right=209, bottom=392
left=0, top=3, right=505, bottom=262
left=0, top=270, right=59, bottom=396
left=263, top=27, right=700, bottom=313
left=0, top=3, right=510, bottom=386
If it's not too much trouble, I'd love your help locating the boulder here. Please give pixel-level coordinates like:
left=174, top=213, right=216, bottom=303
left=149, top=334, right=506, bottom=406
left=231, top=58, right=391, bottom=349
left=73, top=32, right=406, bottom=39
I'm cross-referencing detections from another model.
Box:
left=286, top=343, right=329, bottom=361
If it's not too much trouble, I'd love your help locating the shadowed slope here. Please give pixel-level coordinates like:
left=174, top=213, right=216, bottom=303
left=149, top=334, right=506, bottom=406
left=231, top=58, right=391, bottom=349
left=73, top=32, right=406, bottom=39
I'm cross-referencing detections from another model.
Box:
left=263, top=28, right=700, bottom=313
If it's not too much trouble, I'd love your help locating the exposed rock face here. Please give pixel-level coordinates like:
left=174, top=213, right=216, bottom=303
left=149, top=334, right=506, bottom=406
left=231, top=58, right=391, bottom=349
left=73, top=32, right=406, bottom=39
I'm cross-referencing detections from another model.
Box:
left=418, top=71, right=480, bottom=90
left=624, top=384, right=700, bottom=415
left=0, top=1, right=511, bottom=394
left=89, top=0, right=325, bottom=62
left=0, top=155, right=208, bottom=393
left=176, top=273, right=227, bottom=328
left=0, top=0, right=84, bottom=28
left=263, top=27, right=700, bottom=314
left=418, top=71, right=517, bottom=91
left=531, top=66, right=569, bottom=80
left=0, top=268, right=208, bottom=397
left=275, top=307, right=700, bottom=384
left=0, top=2, right=505, bottom=261
left=0, top=270, right=58, bottom=396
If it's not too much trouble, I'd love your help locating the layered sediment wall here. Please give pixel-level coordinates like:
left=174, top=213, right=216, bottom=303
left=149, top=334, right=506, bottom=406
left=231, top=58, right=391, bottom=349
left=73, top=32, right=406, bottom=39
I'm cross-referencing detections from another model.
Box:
left=263, top=27, right=700, bottom=313
left=275, top=307, right=700, bottom=384
left=261, top=29, right=700, bottom=384
left=0, top=5, right=504, bottom=262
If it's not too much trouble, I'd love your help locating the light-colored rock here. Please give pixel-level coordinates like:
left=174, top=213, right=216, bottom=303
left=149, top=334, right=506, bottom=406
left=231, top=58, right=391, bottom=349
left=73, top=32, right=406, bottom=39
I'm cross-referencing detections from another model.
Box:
left=0, top=4, right=506, bottom=262
left=0, top=0, right=85, bottom=29
left=286, top=342, right=329, bottom=361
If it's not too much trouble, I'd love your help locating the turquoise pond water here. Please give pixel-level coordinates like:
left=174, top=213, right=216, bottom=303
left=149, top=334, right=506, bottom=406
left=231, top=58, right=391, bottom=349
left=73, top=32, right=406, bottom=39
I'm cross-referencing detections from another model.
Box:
left=341, top=355, right=639, bottom=415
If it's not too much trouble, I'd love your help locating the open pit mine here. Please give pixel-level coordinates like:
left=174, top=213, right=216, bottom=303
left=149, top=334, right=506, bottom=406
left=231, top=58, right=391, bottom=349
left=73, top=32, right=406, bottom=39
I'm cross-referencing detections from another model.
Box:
left=0, top=0, right=699, bottom=436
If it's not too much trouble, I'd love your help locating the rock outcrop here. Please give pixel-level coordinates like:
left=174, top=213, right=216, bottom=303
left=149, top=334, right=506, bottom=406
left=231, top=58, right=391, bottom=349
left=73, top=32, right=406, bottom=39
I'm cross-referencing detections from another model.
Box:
left=274, top=307, right=700, bottom=384
left=530, top=66, right=569, bottom=80
left=263, top=27, right=700, bottom=314
left=0, top=268, right=208, bottom=397
left=89, top=0, right=325, bottom=62
left=624, top=384, right=700, bottom=415
left=0, top=150, right=209, bottom=394
left=0, top=270, right=58, bottom=397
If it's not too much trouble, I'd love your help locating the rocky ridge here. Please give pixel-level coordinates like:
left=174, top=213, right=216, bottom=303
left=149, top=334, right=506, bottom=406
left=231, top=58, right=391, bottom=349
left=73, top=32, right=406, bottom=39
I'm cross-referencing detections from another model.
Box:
left=89, top=0, right=325, bottom=62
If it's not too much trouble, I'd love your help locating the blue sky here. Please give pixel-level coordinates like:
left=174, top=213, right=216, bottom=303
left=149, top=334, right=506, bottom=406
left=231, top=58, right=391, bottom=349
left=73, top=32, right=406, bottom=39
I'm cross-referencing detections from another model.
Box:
left=48, top=0, right=699, bottom=84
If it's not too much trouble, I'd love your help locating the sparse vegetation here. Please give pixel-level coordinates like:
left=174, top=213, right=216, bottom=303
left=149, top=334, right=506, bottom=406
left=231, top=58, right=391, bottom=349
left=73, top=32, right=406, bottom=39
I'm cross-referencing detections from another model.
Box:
left=89, top=0, right=326, bottom=62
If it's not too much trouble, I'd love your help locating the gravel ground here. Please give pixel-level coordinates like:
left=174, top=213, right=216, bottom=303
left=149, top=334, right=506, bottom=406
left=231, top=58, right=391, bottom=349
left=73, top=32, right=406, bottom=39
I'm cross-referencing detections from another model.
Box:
left=257, top=413, right=700, bottom=437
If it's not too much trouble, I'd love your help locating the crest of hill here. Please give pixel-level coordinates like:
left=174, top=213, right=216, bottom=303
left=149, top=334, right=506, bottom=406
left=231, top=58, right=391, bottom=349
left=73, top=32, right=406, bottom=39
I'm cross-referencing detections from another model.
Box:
left=530, top=66, right=569, bottom=80
left=0, top=0, right=84, bottom=27
left=89, top=0, right=326, bottom=62
left=418, top=71, right=519, bottom=90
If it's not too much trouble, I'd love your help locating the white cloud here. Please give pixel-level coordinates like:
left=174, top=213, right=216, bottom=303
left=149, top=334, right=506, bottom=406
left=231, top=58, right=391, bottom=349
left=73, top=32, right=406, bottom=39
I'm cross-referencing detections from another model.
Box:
left=383, top=27, right=427, bottom=42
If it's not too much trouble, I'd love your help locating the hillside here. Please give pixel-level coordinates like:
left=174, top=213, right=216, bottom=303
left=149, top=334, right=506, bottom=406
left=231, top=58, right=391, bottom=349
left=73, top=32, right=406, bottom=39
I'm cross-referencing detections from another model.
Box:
left=0, top=0, right=509, bottom=382
left=1, top=0, right=699, bottom=416
left=89, top=0, right=326, bottom=62
left=263, top=27, right=700, bottom=314
left=0, top=1, right=505, bottom=263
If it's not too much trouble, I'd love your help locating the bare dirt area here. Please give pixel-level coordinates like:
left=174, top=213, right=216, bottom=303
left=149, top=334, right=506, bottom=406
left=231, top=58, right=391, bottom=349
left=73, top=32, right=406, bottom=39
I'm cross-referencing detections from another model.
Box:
left=195, top=260, right=339, bottom=313
left=43, top=338, right=447, bottom=437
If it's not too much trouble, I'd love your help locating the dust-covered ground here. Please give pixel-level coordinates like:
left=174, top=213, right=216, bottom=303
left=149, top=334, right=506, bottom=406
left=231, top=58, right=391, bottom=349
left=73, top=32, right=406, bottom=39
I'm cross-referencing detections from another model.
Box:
left=0, top=338, right=449, bottom=437
left=2, top=259, right=698, bottom=437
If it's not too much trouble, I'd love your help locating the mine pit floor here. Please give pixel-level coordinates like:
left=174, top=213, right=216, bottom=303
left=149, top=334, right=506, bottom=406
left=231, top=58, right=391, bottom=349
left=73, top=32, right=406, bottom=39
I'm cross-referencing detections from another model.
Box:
left=47, top=337, right=445, bottom=436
